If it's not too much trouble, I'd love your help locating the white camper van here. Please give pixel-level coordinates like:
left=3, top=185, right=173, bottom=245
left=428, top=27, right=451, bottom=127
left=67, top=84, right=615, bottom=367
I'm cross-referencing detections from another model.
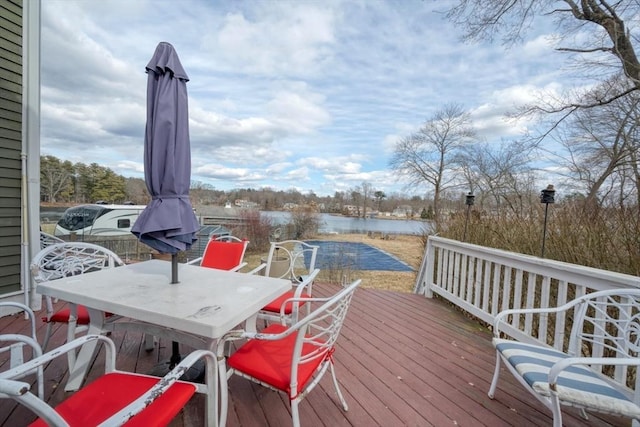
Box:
left=54, top=204, right=146, bottom=237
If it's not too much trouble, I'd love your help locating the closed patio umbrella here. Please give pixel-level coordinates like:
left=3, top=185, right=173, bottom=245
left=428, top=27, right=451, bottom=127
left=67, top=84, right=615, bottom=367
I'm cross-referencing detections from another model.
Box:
left=131, top=42, right=200, bottom=376
left=132, top=41, right=199, bottom=284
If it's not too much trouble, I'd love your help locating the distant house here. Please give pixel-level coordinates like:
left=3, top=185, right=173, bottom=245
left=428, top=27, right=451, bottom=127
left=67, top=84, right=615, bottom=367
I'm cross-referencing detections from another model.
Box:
left=234, top=199, right=259, bottom=209
left=392, top=205, right=414, bottom=218
left=0, top=1, right=42, bottom=309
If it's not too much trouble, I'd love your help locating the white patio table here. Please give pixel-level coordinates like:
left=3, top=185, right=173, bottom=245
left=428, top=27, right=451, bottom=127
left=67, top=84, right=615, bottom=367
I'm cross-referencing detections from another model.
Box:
left=36, top=259, right=291, bottom=427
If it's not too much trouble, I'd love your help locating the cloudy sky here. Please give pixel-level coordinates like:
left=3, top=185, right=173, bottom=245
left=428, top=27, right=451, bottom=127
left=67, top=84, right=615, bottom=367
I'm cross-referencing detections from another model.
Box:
left=40, top=0, right=569, bottom=197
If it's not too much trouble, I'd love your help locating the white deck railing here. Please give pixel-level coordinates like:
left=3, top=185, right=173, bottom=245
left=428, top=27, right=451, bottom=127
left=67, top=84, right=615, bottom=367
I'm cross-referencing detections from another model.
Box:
left=414, top=236, right=640, bottom=348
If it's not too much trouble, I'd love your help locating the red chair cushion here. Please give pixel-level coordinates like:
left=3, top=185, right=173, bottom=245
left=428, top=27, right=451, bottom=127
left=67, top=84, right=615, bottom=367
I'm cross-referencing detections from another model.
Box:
left=200, top=240, right=246, bottom=271
left=227, top=324, right=327, bottom=395
left=262, top=290, right=312, bottom=314
left=29, top=372, right=196, bottom=427
left=43, top=305, right=113, bottom=324
left=46, top=305, right=90, bottom=324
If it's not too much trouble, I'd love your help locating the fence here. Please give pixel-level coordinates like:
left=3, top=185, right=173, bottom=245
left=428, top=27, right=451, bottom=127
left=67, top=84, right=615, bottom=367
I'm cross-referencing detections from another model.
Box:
left=414, top=236, right=640, bottom=349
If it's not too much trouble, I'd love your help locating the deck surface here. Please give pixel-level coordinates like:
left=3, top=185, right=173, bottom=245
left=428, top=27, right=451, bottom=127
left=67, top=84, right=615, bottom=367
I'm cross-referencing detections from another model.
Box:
left=0, top=283, right=629, bottom=426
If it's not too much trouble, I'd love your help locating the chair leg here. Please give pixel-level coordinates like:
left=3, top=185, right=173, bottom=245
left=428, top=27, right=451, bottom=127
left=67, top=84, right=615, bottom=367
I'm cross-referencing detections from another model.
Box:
left=550, top=394, right=564, bottom=427
left=330, top=361, right=348, bottom=411
left=291, top=399, right=301, bottom=427
left=218, top=357, right=229, bottom=427
left=488, top=351, right=501, bottom=399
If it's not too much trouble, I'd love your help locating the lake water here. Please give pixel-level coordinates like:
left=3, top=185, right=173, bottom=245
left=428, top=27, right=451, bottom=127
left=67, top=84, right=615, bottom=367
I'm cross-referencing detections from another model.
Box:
left=40, top=206, right=430, bottom=236
left=262, top=211, right=430, bottom=235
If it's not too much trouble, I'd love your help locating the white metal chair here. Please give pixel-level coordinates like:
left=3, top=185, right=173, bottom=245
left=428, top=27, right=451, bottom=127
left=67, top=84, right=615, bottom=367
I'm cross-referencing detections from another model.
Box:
left=0, top=334, right=216, bottom=426
left=250, top=240, right=318, bottom=282
left=0, top=302, right=44, bottom=399
left=30, top=242, right=124, bottom=353
left=489, top=288, right=640, bottom=427
left=217, top=279, right=361, bottom=427
left=249, top=240, right=320, bottom=325
left=187, top=235, right=249, bottom=271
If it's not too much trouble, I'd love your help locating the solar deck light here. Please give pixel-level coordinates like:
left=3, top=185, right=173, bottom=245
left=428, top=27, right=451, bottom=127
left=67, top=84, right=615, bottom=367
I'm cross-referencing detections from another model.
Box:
left=463, top=191, right=475, bottom=242
left=540, top=184, right=555, bottom=258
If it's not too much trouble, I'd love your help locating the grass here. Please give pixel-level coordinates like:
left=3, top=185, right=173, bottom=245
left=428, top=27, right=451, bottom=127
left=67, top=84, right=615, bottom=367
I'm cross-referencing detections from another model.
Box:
left=241, top=233, right=424, bottom=293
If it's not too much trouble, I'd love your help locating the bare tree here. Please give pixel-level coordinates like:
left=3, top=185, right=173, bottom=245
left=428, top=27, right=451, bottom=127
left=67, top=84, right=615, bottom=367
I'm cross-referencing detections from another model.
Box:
left=389, top=103, right=477, bottom=225
left=350, top=188, right=361, bottom=217
left=447, top=1, right=640, bottom=111
left=457, top=139, right=536, bottom=217
left=40, top=156, right=73, bottom=203
left=558, top=77, right=640, bottom=208
left=360, top=181, right=373, bottom=218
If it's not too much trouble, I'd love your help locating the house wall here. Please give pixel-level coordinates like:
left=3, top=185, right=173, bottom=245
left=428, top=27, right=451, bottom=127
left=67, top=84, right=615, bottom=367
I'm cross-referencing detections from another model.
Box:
left=0, top=0, right=40, bottom=307
left=0, top=0, right=24, bottom=294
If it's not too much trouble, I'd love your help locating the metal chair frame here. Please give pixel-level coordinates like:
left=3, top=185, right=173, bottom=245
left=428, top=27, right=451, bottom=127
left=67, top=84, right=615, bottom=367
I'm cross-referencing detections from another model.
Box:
left=30, top=242, right=124, bottom=356
left=0, top=334, right=216, bottom=426
left=489, top=288, right=640, bottom=427
left=217, top=279, right=361, bottom=427
left=187, top=235, right=249, bottom=272
left=0, top=302, right=44, bottom=399
left=249, top=240, right=320, bottom=325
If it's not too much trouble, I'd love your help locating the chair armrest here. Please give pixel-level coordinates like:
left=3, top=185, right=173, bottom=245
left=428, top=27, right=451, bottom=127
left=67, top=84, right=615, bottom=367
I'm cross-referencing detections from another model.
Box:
left=220, top=326, right=298, bottom=353
left=246, top=263, right=266, bottom=275
left=493, top=301, right=578, bottom=338
left=216, top=330, right=247, bottom=357
left=0, top=334, right=43, bottom=360
left=229, top=262, right=248, bottom=272
left=186, top=257, right=202, bottom=265
left=102, top=349, right=216, bottom=425
left=0, top=378, right=65, bottom=426
left=291, top=268, right=320, bottom=299
left=548, top=356, right=640, bottom=388
left=0, top=302, right=37, bottom=340
left=0, top=335, right=115, bottom=381
left=0, top=377, right=29, bottom=396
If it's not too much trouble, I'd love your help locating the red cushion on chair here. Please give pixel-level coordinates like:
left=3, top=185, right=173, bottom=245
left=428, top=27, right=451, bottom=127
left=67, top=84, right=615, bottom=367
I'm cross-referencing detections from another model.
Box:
left=262, top=291, right=312, bottom=314
left=28, top=372, right=196, bottom=427
left=227, top=324, right=327, bottom=394
left=43, top=305, right=113, bottom=324
left=200, top=240, right=246, bottom=271
left=45, top=305, right=91, bottom=324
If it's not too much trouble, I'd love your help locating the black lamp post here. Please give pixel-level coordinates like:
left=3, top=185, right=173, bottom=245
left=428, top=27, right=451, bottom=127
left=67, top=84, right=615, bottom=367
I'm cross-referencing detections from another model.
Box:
left=463, top=191, right=475, bottom=241
left=540, top=184, right=555, bottom=258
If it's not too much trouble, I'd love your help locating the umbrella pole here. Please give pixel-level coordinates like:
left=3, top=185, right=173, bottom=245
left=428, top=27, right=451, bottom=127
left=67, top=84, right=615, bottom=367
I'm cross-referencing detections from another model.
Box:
left=170, top=253, right=180, bottom=366
left=171, top=253, right=178, bottom=284
left=170, top=341, right=182, bottom=368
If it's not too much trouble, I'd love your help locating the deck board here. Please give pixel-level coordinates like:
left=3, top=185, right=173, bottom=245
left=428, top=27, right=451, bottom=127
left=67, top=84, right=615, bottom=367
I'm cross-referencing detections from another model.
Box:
left=0, top=283, right=630, bottom=426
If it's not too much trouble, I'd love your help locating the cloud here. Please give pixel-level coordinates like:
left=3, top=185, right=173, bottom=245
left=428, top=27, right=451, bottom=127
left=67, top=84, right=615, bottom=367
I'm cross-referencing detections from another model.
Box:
left=39, top=0, right=575, bottom=196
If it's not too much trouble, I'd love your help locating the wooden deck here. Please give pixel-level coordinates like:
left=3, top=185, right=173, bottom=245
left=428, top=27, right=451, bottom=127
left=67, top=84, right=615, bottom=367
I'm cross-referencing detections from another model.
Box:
left=0, top=282, right=629, bottom=427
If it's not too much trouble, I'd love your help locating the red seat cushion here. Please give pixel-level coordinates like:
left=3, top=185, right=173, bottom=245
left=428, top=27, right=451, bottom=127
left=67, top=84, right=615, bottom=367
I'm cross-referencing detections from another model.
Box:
left=29, top=372, right=196, bottom=427
left=43, top=305, right=113, bottom=324
left=200, top=241, right=246, bottom=271
left=262, top=290, right=312, bottom=314
left=227, top=324, right=327, bottom=395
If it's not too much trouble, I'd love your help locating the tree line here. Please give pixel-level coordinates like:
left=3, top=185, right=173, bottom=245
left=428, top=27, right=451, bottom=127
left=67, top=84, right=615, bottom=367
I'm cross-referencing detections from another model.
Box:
left=39, top=154, right=434, bottom=216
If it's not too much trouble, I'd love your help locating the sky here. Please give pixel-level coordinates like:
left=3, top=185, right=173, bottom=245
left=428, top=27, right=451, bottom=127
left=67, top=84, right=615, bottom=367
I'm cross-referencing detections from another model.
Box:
left=39, top=0, right=570, bottom=197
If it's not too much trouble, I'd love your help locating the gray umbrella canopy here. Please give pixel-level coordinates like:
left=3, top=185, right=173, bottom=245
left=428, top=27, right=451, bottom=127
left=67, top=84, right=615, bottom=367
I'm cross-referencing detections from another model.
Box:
left=132, top=42, right=199, bottom=255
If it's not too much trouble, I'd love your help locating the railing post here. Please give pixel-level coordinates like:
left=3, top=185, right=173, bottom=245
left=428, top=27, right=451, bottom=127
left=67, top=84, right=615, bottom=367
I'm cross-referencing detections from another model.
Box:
left=414, top=237, right=436, bottom=297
